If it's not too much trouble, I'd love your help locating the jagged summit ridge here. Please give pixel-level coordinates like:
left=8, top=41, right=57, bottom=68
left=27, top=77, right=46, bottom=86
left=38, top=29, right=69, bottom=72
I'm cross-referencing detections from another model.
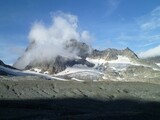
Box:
left=90, top=47, right=138, bottom=61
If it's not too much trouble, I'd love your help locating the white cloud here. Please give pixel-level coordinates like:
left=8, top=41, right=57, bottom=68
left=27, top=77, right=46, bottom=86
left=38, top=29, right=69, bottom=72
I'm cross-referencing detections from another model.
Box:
left=14, top=12, right=92, bottom=69
left=106, top=0, right=120, bottom=16
left=138, top=42, right=159, bottom=47
left=140, top=6, right=160, bottom=31
left=138, top=45, right=160, bottom=58
left=81, top=30, right=93, bottom=44
left=116, top=33, right=136, bottom=41
left=114, top=6, right=160, bottom=49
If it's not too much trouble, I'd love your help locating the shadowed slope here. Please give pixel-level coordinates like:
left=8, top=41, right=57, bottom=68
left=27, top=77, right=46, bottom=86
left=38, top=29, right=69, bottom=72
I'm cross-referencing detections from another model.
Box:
left=0, top=98, right=160, bottom=120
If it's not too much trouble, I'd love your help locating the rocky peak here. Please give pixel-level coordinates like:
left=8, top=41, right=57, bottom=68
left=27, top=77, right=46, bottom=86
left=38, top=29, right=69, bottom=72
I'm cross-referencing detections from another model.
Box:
left=65, top=39, right=91, bottom=59
left=90, top=47, right=138, bottom=61
left=122, top=47, right=139, bottom=60
left=90, top=48, right=119, bottom=60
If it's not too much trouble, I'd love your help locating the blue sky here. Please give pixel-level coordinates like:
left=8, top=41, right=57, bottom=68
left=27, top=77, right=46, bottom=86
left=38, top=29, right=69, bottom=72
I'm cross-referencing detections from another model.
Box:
left=1, top=0, right=160, bottom=64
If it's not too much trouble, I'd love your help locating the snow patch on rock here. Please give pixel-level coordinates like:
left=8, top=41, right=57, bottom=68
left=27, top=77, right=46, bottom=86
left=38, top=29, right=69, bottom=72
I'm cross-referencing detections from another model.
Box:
left=156, top=63, right=160, bottom=67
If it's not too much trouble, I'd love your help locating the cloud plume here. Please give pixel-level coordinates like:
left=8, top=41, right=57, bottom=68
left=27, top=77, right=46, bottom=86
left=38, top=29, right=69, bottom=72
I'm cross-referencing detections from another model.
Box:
left=140, top=6, right=160, bottom=31
left=138, top=45, right=160, bottom=58
left=13, top=12, right=92, bottom=69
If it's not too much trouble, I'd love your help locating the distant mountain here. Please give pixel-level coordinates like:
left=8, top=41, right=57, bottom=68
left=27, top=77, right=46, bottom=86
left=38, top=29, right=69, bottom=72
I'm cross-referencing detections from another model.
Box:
left=0, top=59, right=55, bottom=79
left=0, top=60, right=18, bottom=76
left=144, top=56, right=160, bottom=63
left=0, top=60, right=16, bottom=70
left=89, top=47, right=138, bottom=61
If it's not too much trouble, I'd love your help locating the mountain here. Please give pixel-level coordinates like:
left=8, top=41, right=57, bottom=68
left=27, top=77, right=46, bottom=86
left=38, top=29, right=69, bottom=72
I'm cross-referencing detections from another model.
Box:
left=14, top=39, right=93, bottom=74
left=89, top=47, right=138, bottom=61
left=144, top=56, right=160, bottom=63
left=0, top=60, right=16, bottom=70
left=12, top=39, right=160, bottom=82
left=1, top=48, right=160, bottom=120
left=13, top=39, right=92, bottom=70
left=0, top=60, right=19, bottom=75
left=85, top=47, right=160, bottom=81
left=0, top=59, right=63, bottom=80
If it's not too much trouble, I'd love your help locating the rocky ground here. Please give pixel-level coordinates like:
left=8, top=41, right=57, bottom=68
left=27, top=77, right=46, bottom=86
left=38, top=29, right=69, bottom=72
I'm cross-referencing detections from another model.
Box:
left=1, top=76, right=160, bottom=119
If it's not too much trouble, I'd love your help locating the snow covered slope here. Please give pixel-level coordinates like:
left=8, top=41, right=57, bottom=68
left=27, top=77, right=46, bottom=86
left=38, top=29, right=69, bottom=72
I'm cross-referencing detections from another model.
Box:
left=0, top=65, right=74, bottom=81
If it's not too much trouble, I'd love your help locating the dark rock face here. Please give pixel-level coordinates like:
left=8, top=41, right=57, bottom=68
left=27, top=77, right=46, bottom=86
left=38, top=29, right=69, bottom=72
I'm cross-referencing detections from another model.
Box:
left=26, top=56, right=95, bottom=74
left=0, top=60, right=5, bottom=66
left=90, top=49, right=119, bottom=60
left=65, top=39, right=91, bottom=59
left=0, top=60, right=8, bottom=75
left=122, top=47, right=139, bottom=60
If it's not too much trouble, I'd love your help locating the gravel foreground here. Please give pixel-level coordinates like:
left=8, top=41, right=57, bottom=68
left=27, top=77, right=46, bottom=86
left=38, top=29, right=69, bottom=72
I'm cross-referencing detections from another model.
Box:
left=1, top=76, right=160, bottom=120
